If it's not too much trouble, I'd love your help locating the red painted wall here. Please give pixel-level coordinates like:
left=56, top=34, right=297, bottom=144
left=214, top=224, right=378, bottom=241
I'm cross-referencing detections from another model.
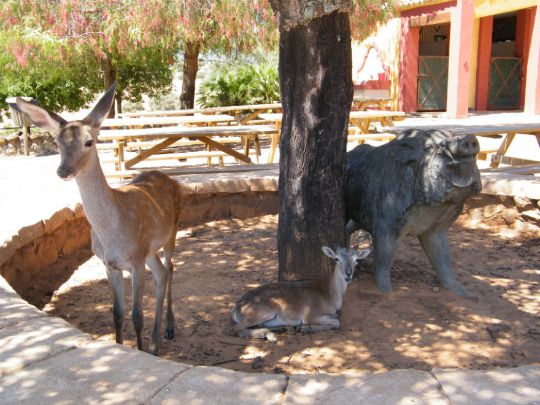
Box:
left=516, top=8, right=535, bottom=109
left=447, top=0, right=475, bottom=118
left=475, top=16, right=493, bottom=111
left=524, top=6, right=540, bottom=114
left=398, top=19, right=419, bottom=112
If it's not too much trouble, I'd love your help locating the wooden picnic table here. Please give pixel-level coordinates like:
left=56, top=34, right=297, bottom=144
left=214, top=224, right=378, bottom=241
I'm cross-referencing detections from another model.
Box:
left=99, top=124, right=278, bottom=170
left=381, top=122, right=540, bottom=168
left=348, top=110, right=406, bottom=133
left=352, top=96, right=393, bottom=111
left=259, top=110, right=406, bottom=163
left=102, top=114, right=235, bottom=128
left=118, top=103, right=282, bottom=124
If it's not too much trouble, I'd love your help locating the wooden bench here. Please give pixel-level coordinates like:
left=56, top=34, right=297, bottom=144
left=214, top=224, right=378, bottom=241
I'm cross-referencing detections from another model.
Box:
left=119, top=103, right=282, bottom=124
left=99, top=124, right=278, bottom=170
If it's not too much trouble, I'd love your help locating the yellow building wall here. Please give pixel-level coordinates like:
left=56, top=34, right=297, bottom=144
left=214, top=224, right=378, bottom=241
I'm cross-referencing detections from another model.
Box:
left=475, top=0, right=537, bottom=18
left=351, top=18, right=401, bottom=109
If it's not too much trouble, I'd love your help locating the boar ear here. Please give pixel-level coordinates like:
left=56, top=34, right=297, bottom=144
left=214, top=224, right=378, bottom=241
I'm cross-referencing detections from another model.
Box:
left=389, top=137, right=423, bottom=164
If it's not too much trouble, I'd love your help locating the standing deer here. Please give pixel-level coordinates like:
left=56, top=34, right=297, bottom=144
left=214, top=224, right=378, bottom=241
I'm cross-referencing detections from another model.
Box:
left=17, top=84, right=182, bottom=355
left=231, top=245, right=370, bottom=342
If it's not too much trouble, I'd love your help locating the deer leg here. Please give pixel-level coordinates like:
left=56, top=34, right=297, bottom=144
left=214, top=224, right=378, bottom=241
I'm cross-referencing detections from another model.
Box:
left=230, top=323, right=278, bottom=343
left=230, top=308, right=279, bottom=342
left=418, top=230, right=467, bottom=296
left=163, top=233, right=176, bottom=340
left=130, top=262, right=146, bottom=352
left=105, top=266, right=125, bottom=345
left=146, top=254, right=167, bottom=355
left=300, top=316, right=341, bottom=333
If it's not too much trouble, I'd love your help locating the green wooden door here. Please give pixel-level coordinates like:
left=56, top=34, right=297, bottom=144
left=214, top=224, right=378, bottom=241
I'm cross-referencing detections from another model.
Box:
left=488, top=57, right=522, bottom=110
left=417, top=56, right=448, bottom=111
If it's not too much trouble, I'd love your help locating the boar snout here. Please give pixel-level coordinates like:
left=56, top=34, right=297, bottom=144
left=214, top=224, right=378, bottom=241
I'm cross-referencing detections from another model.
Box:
left=450, top=134, right=479, bottom=158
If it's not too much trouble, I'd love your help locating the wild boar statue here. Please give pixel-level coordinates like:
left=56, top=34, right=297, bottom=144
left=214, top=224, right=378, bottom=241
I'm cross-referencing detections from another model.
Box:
left=345, top=128, right=481, bottom=296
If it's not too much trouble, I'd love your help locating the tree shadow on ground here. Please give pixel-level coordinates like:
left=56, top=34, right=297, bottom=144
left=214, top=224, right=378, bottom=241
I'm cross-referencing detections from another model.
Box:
left=44, top=214, right=540, bottom=375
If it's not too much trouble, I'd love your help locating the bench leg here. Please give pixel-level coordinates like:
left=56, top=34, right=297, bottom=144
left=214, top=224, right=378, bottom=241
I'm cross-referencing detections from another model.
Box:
left=268, top=132, right=280, bottom=163
left=116, top=140, right=125, bottom=171
left=491, top=132, right=515, bottom=168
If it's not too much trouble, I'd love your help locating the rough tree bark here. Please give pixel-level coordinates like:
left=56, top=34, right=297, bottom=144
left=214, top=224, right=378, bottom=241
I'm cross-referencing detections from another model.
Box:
left=273, top=6, right=353, bottom=281
left=116, top=92, right=122, bottom=115
left=102, top=55, right=117, bottom=118
left=179, top=40, right=201, bottom=110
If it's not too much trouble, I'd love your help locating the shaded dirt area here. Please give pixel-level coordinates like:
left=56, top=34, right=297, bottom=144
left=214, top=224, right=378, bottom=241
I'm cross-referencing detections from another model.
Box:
left=44, top=213, right=540, bottom=375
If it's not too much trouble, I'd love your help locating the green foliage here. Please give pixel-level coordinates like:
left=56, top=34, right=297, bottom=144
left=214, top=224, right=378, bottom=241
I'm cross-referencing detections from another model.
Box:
left=0, top=28, right=101, bottom=113
left=197, top=61, right=280, bottom=107
left=0, top=0, right=179, bottom=114
left=148, top=91, right=181, bottom=111
left=116, top=46, right=175, bottom=105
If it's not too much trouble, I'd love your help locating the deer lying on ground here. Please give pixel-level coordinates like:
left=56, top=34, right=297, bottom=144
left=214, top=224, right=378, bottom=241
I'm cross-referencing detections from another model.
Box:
left=231, top=245, right=370, bottom=342
left=17, top=84, right=182, bottom=355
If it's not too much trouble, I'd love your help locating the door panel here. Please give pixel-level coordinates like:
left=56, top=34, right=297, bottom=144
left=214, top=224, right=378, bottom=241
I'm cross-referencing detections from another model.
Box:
left=417, top=56, right=448, bottom=111
left=488, top=57, right=522, bottom=110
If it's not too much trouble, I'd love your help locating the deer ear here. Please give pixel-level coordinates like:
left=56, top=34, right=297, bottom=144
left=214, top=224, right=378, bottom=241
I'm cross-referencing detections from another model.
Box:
left=321, top=246, right=336, bottom=259
left=15, top=98, right=66, bottom=132
left=83, top=82, right=116, bottom=128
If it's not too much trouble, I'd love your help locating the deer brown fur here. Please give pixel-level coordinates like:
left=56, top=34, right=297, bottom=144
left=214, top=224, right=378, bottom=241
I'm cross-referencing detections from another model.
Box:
left=17, top=84, right=182, bottom=355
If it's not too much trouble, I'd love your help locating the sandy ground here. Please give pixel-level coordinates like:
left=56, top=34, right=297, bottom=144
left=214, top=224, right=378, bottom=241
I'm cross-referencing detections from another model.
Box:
left=43, top=212, right=540, bottom=375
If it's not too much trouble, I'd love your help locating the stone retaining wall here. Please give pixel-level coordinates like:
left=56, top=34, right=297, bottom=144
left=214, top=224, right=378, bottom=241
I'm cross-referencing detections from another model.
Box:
left=1, top=165, right=538, bottom=309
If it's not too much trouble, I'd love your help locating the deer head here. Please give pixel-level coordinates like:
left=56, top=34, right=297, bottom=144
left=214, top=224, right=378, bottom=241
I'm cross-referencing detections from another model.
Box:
left=16, top=83, right=116, bottom=180
left=322, top=246, right=371, bottom=284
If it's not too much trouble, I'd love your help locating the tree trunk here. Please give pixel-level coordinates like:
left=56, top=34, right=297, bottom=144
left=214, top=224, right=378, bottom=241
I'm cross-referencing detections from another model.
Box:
left=102, top=56, right=117, bottom=118
left=179, top=40, right=201, bottom=110
left=116, top=92, right=122, bottom=115
left=277, top=10, right=353, bottom=281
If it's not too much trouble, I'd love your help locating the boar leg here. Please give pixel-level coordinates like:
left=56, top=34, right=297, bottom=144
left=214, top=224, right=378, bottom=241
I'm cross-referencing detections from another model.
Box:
left=418, top=230, right=467, bottom=296
left=372, top=232, right=399, bottom=293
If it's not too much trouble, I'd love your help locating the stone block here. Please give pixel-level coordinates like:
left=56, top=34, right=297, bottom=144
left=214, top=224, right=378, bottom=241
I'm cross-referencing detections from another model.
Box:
left=52, top=226, right=68, bottom=252
left=0, top=242, right=17, bottom=268
left=17, top=222, right=44, bottom=246
left=502, top=207, right=519, bottom=224
left=433, top=366, right=540, bottom=405
left=0, top=340, right=190, bottom=405
left=284, top=370, right=449, bottom=405
left=42, top=207, right=75, bottom=234
left=249, top=176, right=279, bottom=192
left=483, top=204, right=506, bottom=219
left=35, top=234, right=59, bottom=267
left=73, top=202, right=86, bottom=218
left=61, top=219, right=91, bottom=256
left=150, top=365, right=286, bottom=405
left=20, top=244, right=41, bottom=274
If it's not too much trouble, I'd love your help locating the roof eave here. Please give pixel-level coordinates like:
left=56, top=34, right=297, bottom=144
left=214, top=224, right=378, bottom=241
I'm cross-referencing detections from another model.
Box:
left=399, top=0, right=454, bottom=12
